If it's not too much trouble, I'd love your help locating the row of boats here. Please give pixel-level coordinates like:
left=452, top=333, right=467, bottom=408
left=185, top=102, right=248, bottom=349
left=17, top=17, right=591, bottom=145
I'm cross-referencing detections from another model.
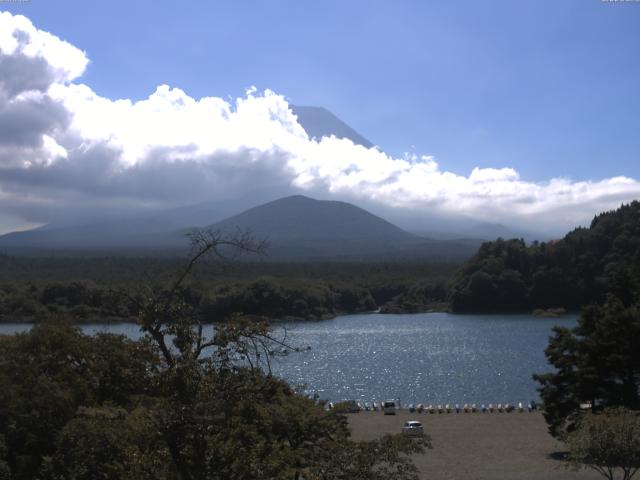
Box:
left=328, top=400, right=538, bottom=413
left=405, top=402, right=538, bottom=413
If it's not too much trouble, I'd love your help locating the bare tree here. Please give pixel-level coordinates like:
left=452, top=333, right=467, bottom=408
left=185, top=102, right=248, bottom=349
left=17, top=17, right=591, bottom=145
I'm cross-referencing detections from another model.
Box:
left=128, top=228, right=296, bottom=373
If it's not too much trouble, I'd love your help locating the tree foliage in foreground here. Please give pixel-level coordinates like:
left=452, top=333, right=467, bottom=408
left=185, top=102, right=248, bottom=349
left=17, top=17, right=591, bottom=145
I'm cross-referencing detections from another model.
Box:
left=534, top=297, right=640, bottom=437
left=565, top=408, right=640, bottom=480
left=0, top=229, right=429, bottom=480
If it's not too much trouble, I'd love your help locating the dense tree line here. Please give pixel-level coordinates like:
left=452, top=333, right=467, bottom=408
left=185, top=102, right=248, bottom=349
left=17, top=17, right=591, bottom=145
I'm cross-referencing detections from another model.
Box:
left=449, top=201, right=640, bottom=312
left=0, top=282, right=135, bottom=322
left=0, top=259, right=454, bottom=323
left=0, top=255, right=456, bottom=287
left=377, top=282, right=448, bottom=313
left=202, top=278, right=376, bottom=320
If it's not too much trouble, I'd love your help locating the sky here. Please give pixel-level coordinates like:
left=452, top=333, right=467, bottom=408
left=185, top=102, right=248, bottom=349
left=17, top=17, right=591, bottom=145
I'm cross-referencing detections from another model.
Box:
left=0, top=0, right=639, bottom=235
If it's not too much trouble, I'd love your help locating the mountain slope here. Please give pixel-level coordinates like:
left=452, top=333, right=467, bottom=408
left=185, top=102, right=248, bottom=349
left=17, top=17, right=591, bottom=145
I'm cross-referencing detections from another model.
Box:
left=213, top=195, right=414, bottom=242
left=291, top=106, right=374, bottom=148
left=208, top=195, right=417, bottom=258
left=0, top=204, right=229, bottom=249
left=208, top=195, right=477, bottom=260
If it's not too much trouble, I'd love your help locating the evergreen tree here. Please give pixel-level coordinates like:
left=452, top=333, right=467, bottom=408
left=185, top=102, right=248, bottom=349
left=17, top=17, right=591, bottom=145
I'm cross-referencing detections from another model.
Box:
left=534, top=297, right=640, bottom=437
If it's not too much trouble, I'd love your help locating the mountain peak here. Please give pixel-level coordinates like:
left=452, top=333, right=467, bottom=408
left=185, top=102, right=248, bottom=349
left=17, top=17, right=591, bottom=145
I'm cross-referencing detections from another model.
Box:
left=291, top=105, right=374, bottom=149
left=270, top=194, right=315, bottom=203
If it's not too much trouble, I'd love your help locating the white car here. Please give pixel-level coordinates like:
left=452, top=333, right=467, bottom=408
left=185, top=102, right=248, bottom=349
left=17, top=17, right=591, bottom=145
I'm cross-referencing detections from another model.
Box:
left=402, top=420, right=424, bottom=436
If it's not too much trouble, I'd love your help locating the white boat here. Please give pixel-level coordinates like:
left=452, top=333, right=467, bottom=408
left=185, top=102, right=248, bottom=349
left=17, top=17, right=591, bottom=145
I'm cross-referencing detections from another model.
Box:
left=445, top=404, right=451, bottom=413
left=455, top=404, right=460, bottom=413
left=471, top=404, right=477, bottom=413
left=497, top=403, right=503, bottom=412
left=518, top=402, right=523, bottom=412
left=489, top=403, right=494, bottom=412
left=481, top=404, right=487, bottom=412
left=437, top=404, right=443, bottom=413
left=417, top=403, right=424, bottom=413
left=463, top=403, right=469, bottom=413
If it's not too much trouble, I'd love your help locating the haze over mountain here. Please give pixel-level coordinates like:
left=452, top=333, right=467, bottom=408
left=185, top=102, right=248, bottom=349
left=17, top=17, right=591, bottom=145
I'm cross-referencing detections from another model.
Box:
left=0, top=100, right=536, bottom=247
left=0, top=195, right=480, bottom=261
left=0, top=105, right=363, bottom=245
left=409, top=221, right=542, bottom=243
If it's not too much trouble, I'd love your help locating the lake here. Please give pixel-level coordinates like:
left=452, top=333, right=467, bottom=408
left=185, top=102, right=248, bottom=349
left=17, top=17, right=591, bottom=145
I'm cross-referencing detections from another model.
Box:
left=0, top=312, right=576, bottom=405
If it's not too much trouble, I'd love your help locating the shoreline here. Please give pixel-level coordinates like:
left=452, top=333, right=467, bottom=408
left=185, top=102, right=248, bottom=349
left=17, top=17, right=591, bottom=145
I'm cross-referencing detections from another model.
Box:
left=0, top=308, right=580, bottom=325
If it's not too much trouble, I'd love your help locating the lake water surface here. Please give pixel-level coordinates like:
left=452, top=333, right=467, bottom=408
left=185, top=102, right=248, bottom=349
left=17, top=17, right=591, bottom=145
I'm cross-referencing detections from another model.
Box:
left=0, top=312, right=576, bottom=404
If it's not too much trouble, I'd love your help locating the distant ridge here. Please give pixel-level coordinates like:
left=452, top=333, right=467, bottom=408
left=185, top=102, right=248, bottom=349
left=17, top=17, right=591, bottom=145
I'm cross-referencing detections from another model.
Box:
left=291, top=106, right=374, bottom=148
left=0, top=195, right=480, bottom=261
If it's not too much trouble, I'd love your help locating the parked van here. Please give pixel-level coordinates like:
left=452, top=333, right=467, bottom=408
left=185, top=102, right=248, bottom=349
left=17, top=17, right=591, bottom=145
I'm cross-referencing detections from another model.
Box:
left=382, top=400, right=397, bottom=415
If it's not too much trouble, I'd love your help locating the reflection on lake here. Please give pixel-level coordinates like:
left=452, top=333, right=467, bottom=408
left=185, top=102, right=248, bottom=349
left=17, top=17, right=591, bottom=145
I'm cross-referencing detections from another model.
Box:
left=0, top=312, right=576, bottom=404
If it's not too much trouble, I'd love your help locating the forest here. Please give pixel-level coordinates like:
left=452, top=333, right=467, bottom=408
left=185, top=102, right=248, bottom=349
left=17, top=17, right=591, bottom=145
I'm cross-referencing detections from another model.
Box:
left=0, top=256, right=454, bottom=324
left=449, top=201, right=640, bottom=313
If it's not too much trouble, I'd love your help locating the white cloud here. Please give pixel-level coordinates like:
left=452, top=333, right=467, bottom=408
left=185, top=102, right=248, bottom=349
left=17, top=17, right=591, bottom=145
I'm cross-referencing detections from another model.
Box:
left=48, top=82, right=307, bottom=167
left=1, top=11, right=639, bottom=235
left=0, top=11, right=87, bottom=84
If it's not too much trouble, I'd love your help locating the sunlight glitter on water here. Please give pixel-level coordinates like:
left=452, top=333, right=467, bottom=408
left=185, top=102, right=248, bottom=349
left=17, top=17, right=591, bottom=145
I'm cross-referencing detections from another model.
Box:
left=0, top=312, right=576, bottom=404
left=270, top=312, right=577, bottom=403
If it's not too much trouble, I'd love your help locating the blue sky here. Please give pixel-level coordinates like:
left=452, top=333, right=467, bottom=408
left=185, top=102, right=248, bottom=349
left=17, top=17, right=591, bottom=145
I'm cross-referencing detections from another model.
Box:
left=5, top=0, right=639, bottom=181
left=0, top=1, right=639, bottom=235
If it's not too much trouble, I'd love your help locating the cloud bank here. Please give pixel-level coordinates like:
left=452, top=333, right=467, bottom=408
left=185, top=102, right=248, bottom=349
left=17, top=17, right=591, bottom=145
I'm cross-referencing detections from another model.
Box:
left=1, top=11, right=639, bottom=235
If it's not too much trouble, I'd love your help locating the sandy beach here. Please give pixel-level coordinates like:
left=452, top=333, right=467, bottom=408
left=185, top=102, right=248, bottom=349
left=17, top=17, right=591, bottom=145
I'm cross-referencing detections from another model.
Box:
left=348, top=410, right=600, bottom=480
